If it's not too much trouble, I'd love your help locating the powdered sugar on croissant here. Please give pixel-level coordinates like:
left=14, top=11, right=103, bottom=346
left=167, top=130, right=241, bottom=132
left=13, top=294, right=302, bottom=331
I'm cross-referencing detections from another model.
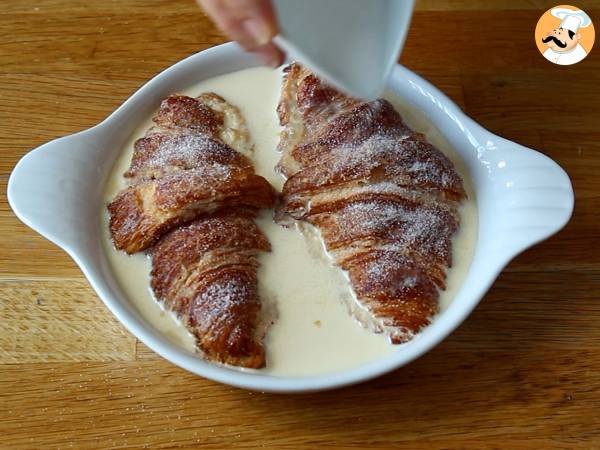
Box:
left=108, top=94, right=275, bottom=254
left=107, top=93, right=275, bottom=368
left=277, top=64, right=466, bottom=343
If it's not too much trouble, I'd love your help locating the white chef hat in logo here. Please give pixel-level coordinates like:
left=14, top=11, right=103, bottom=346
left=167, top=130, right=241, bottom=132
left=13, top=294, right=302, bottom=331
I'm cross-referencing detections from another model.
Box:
left=551, top=7, right=592, bottom=33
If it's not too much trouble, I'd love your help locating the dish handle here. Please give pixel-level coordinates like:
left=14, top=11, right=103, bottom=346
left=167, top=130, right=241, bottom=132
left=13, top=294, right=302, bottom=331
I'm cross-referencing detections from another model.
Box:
left=482, top=140, right=575, bottom=258
left=7, top=127, right=107, bottom=255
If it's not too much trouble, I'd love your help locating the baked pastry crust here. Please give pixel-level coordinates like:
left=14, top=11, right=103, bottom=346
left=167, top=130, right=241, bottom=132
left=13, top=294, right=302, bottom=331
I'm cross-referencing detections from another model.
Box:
left=108, top=93, right=275, bottom=368
left=151, top=209, right=271, bottom=368
left=108, top=94, right=275, bottom=254
left=277, top=64, right=466, bottom=343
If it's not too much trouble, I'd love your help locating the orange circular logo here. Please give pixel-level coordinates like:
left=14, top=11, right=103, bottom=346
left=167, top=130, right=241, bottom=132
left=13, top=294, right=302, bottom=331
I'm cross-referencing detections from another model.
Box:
left=535, top=5, right=595, bottom=65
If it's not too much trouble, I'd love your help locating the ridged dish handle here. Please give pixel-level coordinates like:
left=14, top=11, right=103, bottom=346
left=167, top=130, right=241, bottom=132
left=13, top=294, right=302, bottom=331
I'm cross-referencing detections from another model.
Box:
left=7, top=127, right=109, bottom=257
left=478, top=138, right=574, bottom=259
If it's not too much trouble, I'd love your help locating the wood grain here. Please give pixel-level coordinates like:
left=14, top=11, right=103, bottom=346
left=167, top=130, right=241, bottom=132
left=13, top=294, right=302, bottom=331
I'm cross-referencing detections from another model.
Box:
left=0, top=279, right=135, bottom=362
left=1, top=0, right=599, bottom=448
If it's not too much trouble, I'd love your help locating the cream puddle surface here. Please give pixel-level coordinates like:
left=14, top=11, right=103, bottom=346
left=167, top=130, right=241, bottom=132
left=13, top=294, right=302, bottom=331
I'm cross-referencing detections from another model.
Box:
left=101, top=67, right=477, bottom=376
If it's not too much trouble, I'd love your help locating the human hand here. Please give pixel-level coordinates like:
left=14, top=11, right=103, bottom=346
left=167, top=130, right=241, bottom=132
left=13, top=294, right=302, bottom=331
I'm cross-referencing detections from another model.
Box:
left=197, top=0, right=284, bottom=67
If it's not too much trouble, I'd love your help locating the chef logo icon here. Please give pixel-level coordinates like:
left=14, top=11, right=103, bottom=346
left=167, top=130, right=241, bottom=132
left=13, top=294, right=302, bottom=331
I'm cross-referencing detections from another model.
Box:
left=535, top=5, right=595, bottom=65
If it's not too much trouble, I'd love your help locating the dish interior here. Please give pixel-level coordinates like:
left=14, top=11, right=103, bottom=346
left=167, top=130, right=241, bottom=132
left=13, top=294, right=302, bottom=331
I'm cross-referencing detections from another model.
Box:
left=101, top=67, right=478, bottom=376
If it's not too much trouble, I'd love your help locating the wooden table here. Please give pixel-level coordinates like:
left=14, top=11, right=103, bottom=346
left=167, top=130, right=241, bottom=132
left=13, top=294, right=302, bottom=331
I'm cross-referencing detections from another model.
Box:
left=1, top=1, right=599, bottom=448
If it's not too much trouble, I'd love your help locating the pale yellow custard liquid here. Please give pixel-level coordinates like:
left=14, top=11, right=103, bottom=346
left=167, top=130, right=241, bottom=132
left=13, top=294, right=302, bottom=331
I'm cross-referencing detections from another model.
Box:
left=101, top=67, right=478, bottom=376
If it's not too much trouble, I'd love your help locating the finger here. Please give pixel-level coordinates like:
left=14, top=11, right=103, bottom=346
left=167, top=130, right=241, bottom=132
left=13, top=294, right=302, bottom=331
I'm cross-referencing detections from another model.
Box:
left=223, top=0, right=277, bottom=28
left=198, top=0, right=255, bottom=49
left=252, top=42, right=285, bottom=67
left=222, top=0, right=279, bottom=49
left=198, top=0, right=278, bottom=51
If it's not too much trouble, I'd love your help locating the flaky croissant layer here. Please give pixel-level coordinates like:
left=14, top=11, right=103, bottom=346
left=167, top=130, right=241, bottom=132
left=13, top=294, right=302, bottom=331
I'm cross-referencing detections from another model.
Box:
left=108, top=93, right=275, bottom=368
left=276, top=63, right=466, bottom=343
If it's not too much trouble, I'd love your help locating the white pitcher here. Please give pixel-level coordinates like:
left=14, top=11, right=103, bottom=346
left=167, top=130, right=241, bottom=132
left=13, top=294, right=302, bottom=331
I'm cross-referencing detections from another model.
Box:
left=273, top=0, right=416, bottom=99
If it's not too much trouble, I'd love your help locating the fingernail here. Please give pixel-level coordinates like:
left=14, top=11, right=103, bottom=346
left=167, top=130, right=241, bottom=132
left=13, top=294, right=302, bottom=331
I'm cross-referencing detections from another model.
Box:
left=243, top=19, right=272, bottom=47
left=255, top=51, right=278, bottom=67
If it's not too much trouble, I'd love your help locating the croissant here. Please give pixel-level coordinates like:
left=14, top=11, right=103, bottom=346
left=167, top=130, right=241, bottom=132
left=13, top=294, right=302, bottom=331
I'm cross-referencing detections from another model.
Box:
left=277, top=64, right=467, bottom=343
left=151, top=209, right=271, bottom=368
left=108, top=93, right=276, bottom=367
left=108, top=93, right=275, bottom=254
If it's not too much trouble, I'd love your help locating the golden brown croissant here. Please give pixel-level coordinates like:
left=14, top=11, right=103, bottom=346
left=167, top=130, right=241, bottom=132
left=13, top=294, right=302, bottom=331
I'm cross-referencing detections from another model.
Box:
left=277, top=64, right=466, bottom=343
left=108, top=93, right=276, bottom=367
left=151, top=209, right=271, bottom=368
left=108, top=94, right=276, bottom=254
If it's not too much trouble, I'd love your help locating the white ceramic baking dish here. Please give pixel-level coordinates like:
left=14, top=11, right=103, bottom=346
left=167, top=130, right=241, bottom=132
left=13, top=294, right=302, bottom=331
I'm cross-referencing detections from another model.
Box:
left=7, top=43, right=574, bottom=393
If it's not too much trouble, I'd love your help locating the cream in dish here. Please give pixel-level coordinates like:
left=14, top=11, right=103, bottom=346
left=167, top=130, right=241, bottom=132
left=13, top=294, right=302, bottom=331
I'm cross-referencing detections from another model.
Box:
left=101, top=67, right=477, bottom=376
